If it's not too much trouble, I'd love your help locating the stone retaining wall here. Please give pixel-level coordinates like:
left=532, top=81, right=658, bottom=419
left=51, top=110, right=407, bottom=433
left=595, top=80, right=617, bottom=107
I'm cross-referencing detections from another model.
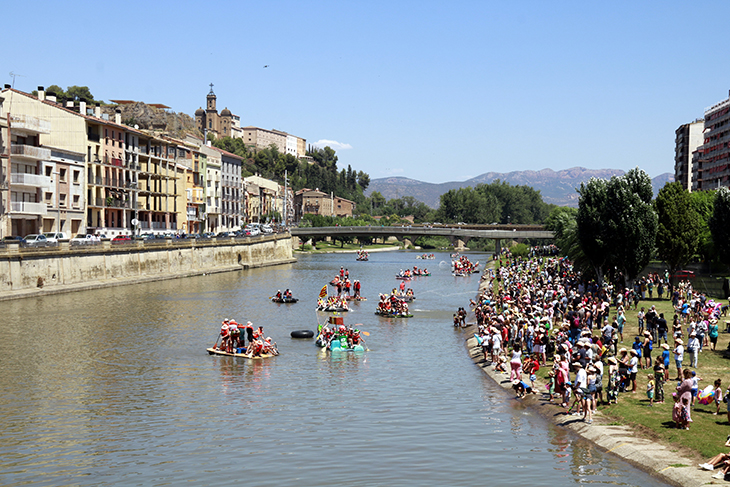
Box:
left=0, top=235, right=294, bottom=294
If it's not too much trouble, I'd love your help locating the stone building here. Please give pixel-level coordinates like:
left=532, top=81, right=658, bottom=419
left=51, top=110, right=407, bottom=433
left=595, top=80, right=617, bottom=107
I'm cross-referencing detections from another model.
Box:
left=194, top=85, right=237, bottom=139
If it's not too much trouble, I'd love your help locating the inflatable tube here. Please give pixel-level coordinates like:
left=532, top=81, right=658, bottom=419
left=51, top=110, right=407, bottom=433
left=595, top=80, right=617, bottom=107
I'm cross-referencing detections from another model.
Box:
left=290, top=329, right=315, bottom=339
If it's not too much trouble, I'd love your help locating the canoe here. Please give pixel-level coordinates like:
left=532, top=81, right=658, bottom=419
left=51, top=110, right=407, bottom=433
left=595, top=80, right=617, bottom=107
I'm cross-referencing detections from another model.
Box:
left=272, top=297, right=299, bottom=303
left=395, top=276, right=412, bottom=280
left=206, top=347, right=276, bottom=359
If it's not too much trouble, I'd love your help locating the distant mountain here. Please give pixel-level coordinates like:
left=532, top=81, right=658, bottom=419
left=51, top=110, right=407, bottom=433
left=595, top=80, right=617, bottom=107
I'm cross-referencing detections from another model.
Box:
left=366, top=167, right=675, bottom=208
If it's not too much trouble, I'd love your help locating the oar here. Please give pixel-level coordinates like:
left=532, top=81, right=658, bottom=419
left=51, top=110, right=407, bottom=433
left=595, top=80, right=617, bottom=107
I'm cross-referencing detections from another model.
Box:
left=352, top=323, right=370, bottom=336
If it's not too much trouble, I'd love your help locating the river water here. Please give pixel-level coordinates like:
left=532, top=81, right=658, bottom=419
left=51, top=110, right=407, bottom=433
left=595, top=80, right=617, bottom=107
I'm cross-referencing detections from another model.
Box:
left=0, top=251, right=667, bottom=486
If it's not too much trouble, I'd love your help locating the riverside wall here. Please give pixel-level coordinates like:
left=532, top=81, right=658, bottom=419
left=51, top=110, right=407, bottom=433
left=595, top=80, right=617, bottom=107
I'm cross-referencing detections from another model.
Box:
left=0, top=234, right=295, bottom=300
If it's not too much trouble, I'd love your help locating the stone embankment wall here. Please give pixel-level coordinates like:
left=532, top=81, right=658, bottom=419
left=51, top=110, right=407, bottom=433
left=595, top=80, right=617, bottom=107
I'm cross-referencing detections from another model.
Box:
left=0, top=235, right=294, bottom=297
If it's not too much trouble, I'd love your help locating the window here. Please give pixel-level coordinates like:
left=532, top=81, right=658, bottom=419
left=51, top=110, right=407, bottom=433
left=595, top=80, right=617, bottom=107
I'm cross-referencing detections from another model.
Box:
left=45, top=166, right=52, bottom=177
left=60, top=194, right=67, bottom=207
left=45, top=192, right=53, bottom=205
left=73, top=195, right=80, bottom=208
left=73, top=170, right=80, bottom=184
left=105, top=129, right=108, bottom=138
left=59, top=168, right=67, bottom=182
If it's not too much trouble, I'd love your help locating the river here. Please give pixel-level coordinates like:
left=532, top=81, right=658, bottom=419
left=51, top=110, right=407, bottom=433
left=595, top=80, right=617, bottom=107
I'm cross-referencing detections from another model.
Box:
left=0, top=250, right=667, bottom=486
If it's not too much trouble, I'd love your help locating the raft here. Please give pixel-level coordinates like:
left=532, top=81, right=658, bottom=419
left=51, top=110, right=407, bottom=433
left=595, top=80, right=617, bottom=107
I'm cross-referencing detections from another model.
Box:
left=345, top=296, right=367, bottom=301
left=206, top=347, right=277, bottom=359
left=395, top=276, right=412, bottom=280
left=375, top=311, right=413, bottom=318
left=317, top=306, right=349, bottom=312
left=356, top=257, right=369, bottom=261
left=272, top=297, right=299, bottom=303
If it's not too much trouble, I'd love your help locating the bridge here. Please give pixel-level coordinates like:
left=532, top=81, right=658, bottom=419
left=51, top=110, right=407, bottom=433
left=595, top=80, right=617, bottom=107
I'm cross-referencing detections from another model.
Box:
left=290, top=224, right=554, bottom=252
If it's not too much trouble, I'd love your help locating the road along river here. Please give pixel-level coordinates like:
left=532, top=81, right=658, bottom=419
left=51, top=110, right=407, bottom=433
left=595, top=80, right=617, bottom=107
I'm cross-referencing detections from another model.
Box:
left=0, top=251, right=668, bottom=486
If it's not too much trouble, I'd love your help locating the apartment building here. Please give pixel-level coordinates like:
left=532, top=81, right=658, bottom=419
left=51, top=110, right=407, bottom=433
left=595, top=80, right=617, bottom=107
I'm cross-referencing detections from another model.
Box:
left=693, top=91, right=730, bottom=191
left=674, top=119, right=704, bottom=191
left=211, top=146, right=243, bottom=230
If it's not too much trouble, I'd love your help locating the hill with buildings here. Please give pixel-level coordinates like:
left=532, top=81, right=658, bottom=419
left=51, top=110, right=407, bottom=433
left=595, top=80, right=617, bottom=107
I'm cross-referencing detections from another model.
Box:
left=366, top=167, right=674, bottom=208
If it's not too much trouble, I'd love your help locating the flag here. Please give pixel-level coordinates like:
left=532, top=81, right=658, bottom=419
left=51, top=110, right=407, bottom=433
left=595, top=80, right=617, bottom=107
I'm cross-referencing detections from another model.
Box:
left=319, top=285, right=328, bottom=298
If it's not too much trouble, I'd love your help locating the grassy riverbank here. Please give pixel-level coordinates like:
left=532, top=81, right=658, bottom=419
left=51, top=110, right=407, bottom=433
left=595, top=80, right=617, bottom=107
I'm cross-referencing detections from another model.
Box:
left=534, top=295, right=730, bottom=459
left=295, top=242, right=402, bottom=253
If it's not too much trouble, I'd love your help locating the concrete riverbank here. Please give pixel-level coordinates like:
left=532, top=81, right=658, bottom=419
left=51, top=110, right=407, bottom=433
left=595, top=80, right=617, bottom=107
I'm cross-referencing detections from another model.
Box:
left=465, top=265, right=714, bottom=487
left=0, top=234, right=295, bottom=301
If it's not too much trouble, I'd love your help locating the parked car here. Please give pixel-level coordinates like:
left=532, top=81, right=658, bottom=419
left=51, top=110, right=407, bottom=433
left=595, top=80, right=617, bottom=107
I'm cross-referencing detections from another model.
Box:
left=216, top=231, right=232, bottom=238
left=43, top=232, right=69, bottom=243
left=261, top=224, right=273, bottom=234
left=70, top=234, right=98, bottom=245
left=2, top=235, right=24, bottom=242
left=23, top=234, right=49, bottom=247
left=111, top=235, right=133, bottom=244
left=245, top=227, right=260, bottom=237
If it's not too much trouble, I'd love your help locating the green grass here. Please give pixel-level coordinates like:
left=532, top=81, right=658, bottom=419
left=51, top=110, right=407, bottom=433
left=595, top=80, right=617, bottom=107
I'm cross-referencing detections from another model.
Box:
left=296, top=242, right=401, bottom=253
left=533, top=295, right=730, bottom=460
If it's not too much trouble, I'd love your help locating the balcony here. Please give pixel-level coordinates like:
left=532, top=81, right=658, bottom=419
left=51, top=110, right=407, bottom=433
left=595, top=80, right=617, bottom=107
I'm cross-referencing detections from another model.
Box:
left=11, top=144, right=51, bottom=161
left=11, top=201, right=47, bottom=215
left=10, top=173, right=52, bottom=189
left=88, top=132, right=101, bottom=143
left=10, top=114, right=51, bottom=134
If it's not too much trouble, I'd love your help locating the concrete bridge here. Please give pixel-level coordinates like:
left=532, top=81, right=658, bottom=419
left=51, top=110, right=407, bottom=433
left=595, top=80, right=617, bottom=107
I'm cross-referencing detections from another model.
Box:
left=290, top=224, right=554, bottom=252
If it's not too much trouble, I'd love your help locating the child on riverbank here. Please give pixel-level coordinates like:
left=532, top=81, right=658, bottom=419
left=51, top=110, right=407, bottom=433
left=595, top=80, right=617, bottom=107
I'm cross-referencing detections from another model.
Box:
left=713, top=379, right=723, bottom=415
left=647, top=374, right=655, bottom=406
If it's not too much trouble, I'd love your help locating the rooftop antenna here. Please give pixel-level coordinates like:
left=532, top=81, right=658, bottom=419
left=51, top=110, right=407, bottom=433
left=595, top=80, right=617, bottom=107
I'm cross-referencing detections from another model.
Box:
left=8, top=71, right=26, bottom=89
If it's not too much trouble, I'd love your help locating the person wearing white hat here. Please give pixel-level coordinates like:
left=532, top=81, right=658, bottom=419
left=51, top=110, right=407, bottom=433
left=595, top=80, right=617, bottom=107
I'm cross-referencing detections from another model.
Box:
left=673, top=338, right=684, bottom=380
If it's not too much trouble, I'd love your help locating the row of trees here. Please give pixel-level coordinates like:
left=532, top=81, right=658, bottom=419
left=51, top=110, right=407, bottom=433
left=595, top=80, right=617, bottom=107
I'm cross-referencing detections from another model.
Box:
left=547, top=168, right=730, bottom=287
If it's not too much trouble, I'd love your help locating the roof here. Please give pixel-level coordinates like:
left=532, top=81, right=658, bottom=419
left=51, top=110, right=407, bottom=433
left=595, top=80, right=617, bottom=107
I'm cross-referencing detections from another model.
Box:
left=1, top=88, right=147, bottom=136
left=209, top=145, right=244, bottom=161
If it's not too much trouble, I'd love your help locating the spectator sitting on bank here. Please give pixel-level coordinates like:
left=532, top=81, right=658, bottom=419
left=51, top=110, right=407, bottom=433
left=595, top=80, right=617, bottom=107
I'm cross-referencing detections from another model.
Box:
left=698, top=436, right=730, bottom=479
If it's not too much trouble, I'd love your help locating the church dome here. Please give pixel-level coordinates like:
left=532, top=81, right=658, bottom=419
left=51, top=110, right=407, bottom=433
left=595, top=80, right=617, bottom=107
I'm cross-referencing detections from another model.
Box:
left=221, top=107, right=232, bottom=116
left=195, top=107, right=205, bottom=116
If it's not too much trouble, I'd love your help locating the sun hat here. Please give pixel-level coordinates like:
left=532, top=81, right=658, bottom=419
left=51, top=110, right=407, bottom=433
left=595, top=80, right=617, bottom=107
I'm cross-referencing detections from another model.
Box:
left=661, top=343, right=670, bottom=350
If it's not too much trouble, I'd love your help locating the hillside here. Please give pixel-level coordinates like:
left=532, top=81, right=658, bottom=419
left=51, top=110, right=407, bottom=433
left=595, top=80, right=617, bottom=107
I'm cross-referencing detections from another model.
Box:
left=101, top=102, right=201, bottom=139
left=366, top=167, right=674, bottom=207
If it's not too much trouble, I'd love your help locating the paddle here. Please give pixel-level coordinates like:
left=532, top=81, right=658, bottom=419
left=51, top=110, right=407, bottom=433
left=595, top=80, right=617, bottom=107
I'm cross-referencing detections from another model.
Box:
left=352, top=323, right=370, bottom=336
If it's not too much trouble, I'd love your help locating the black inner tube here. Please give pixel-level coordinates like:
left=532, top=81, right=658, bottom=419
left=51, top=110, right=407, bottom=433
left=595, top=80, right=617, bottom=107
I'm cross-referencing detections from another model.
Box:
left=291, top=330, right=314, bottom=339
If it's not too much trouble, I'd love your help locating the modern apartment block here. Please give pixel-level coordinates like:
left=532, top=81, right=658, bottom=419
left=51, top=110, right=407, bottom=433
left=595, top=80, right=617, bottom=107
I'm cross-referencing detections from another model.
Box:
left=241, top=126, right=306, bottom=158
left=674, top=119, right=704, bottom=191
left=692, top=91, right=730, bottom=191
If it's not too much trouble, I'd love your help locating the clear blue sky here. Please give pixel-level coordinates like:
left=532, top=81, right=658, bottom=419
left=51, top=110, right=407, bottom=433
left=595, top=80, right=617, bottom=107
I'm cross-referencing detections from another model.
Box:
left=5, top=1, right=729, bottom=183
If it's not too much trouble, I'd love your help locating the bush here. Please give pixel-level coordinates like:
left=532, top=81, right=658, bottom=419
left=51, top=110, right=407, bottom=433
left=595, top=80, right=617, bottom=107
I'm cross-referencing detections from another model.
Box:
left=510, top=243, right=529, bottom=258
left=300, top=244, right=313, bottom=251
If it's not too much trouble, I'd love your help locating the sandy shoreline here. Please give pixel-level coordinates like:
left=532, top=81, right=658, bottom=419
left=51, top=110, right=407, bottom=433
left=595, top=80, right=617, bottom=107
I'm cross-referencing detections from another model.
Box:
left=464, top=263, right=714, bottom=487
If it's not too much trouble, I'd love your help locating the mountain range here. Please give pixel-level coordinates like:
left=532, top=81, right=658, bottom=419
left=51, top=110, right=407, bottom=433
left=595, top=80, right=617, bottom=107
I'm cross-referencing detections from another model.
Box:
left=366, top=167, right=675, bottom=208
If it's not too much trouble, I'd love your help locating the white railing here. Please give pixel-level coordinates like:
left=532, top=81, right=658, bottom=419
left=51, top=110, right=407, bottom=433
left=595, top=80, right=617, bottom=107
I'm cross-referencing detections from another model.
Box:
left=9, top=114, right=51, bottom=134
left=10, top=173, right=52, bottom=189
left=10, top=201, right=47, bottom=215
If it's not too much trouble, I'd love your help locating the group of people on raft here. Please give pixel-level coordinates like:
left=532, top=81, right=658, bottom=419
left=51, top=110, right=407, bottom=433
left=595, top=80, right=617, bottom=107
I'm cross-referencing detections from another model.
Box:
left=416, top=253, right=435, bottom=259
left=216, top=319, right=279, bottom=356
left=316, top=321, right=364, bottom=350
left=329, top=266, right=364, bottom=300
left=356, top=250, right=369, bottom=261
left=452, top=255, right=479, bottom=276
left=376, top=292, right=411, bottom=317
left=272, top=289, right=295, bottom=302
left=396, top=266, right=429, bottom=279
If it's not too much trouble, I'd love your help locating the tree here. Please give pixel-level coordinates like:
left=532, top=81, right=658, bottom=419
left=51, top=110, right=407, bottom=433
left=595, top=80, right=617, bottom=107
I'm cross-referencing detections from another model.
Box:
left=577, top=168, right=657, bottom=286
left=655, top=182, right=700, bottom=282
left=66, top=85, right=95, bottom=102
left=709, top=187, right=730, bottom=267
left=691, top=189, right=715, bottom=262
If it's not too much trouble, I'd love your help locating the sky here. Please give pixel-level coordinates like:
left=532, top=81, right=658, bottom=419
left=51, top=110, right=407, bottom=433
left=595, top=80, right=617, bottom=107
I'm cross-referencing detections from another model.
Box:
left=4, top=0, right=730, bottom=183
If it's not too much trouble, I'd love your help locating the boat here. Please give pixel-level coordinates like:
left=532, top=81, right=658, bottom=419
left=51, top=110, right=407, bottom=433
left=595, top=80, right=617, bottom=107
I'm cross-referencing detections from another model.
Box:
left=206, top=347, right=277, bottom=359
left=315, top=317, right=366, bottom=352
left=271, top=296, right=299, bottom=303
left=356, top=256, right=369, bottom=261
left=318, top=305, right=349, bottom=312
left=345, top=295, right=367, bottom=301
left=395, top=275, right=412, bottom=280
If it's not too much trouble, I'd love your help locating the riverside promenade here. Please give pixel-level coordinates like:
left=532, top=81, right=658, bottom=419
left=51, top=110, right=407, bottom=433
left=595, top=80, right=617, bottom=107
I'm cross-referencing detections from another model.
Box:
left=464, top=265, right=714, bottom=487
